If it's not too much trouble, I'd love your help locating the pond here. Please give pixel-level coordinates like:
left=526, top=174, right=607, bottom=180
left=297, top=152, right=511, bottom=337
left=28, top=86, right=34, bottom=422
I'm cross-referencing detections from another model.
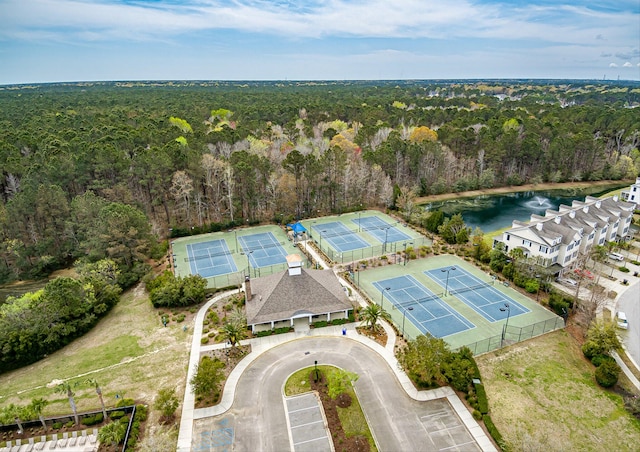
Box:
left=423, top=185, right=627, bottom=234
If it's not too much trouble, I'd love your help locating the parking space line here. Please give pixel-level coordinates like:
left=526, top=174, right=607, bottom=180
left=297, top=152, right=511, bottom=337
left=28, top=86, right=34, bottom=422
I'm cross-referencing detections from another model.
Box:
left=288, top=405, right=320, bottom=414
left=291, top=419, right=325, bottom=429
left=294, top=435, right=330, bottom=446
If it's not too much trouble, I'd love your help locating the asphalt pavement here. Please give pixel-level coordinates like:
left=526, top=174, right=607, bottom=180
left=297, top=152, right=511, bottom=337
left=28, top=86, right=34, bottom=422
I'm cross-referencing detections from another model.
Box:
left=191, top=337, right=487, bottom=452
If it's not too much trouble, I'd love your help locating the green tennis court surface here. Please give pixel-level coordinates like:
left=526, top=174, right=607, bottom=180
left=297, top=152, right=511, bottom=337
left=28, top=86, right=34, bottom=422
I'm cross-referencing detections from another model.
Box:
left=238, top=232, right=289, bottom=268
left=374, top=275, right=475, bottom=338
left=186, top=240, right=237, bottom=277
left=355, top=215, right=412, bottom=243
left=425, top=267, right=529, bottom=322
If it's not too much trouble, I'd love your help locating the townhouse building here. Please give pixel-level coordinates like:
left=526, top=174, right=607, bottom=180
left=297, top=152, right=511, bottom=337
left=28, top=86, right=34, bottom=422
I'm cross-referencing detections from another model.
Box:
left=493, top=195, right=635, bottom=275
left=621, top=177, right=640, bottom=206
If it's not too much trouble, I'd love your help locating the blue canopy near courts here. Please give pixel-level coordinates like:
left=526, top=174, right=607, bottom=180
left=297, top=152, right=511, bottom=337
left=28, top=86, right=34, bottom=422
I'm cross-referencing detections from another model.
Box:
left=287, top=222, right=307, bottom=235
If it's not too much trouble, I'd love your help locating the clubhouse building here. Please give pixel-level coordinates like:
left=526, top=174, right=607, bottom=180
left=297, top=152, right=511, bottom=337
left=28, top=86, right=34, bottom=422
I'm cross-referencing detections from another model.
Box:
left=493, top=195, right=635, bottom=274
left=244, top=254, right=354, bottom=333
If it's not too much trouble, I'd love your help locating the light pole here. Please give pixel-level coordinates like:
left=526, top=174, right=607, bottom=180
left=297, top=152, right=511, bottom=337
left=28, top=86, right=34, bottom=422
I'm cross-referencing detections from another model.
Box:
left=403, top=241, right=413, bottom=266
left=441, top=266, right=456, bottom=296
left=380, top=286, right=391, bottom=310
left=500, top=303, right=511, bottom=346
left=402, top=306, right=414, bottom=337
left=383, top=227, right=390, bottom=253
left=229, top=229, right=238, bottom=252
left=358, top=209, right=363, bottom=232
left=535, top=274, right=541, bottom=301
left=241, top=250, right=253, bottom=277
left=319, top=230, right=326, bottom=251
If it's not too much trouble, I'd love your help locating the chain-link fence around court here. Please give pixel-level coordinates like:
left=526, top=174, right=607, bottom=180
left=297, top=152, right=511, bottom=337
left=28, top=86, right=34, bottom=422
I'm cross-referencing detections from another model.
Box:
left=321, top=236, right=432, bottom=264
left=205, top=259, right=313, bottom=289
left=399, top=315, right=565, bottom=355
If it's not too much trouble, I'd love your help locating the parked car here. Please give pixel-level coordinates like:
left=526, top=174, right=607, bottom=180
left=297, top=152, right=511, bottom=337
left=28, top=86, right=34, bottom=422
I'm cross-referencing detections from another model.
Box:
left=616, top=311, right=628, bottom=329
left=609, top=252, right=624, bottom=261
left=556, top=277, right=578, bottom=287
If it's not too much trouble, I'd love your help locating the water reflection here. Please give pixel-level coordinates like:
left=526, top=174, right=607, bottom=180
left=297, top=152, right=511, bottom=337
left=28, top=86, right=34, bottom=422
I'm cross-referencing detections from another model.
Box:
left=424, top=187, right=624, bottom=233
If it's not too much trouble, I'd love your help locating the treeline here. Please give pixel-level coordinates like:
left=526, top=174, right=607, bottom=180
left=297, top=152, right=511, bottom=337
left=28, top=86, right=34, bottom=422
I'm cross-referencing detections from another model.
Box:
left=0, top=80, right=639, bottom=282
left=0, top=260, right=123, bottom=373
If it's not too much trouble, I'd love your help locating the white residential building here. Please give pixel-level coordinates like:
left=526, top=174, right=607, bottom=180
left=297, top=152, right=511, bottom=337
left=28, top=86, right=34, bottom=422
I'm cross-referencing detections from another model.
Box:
left=621, top=177, right=640, bottom=206
left=493, top=195, right=635, bottom=274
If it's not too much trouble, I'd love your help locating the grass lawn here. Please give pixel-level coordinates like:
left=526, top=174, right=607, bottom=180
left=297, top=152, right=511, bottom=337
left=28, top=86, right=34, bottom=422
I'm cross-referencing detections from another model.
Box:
left=0, top=283, right=191, bottom=423
left=476, top=329, right=640, bottom=451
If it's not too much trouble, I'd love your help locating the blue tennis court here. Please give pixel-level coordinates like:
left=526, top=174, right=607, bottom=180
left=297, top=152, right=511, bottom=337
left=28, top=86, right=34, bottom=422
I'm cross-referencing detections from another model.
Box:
left=238, top=232, right=289, bottom=268
left=373, top=275, right=474, bottom=338
left=312, top=222, right=370, bottom=252
left=354, top=216, right=411, bottom=243
left=425, top=267, right=529, bottom=322
left=186, top=240, right=237, bottom=278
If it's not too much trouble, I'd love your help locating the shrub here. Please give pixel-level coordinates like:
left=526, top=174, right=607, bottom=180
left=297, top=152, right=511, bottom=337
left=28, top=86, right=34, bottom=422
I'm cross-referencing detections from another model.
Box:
left=312, top=321, right=328, bottom=328
left=201, top=337, right=209, bottom=345
left=524, top=279, right=539, bottom=294
left=474, top=382, right=489, bottom=414
left=595, top=360, right=620, bottom=387
left=548, top=292, right=572, bottom=316
left=274, top=327, right=291, bottom=334
left=116, top=398, right=135, bottom=408
left=619, top=266, right=630, bottom=273
left=482, top=415, right=506, bottom=450
left=591, top=354, right=615, bottom=367
left=331, top=318, right=347, bottom=325
left=110, top=410, right=126, bottom=420
left=134, top=404, right=148, bottom=422
left=175, top=314, right=186, bottom=323
left=472, top=410, right=482, bottom=420
left=81, top=413, right=104, bottom=426
left=582, top=340, right=603, bottom=360
left=52, top=422, right=63, bottom=430
left=64, top=420, right=74, bottom=428
left=256, top=330, right=272, bottom=337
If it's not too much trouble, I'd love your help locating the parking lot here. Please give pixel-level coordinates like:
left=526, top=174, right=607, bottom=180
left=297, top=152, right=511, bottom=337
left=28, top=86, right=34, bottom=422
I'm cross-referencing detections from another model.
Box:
left=284, top=393, right=332, bottom=452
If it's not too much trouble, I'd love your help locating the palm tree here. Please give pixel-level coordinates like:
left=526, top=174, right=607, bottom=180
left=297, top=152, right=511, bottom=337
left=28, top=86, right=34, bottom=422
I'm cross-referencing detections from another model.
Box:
left=222, top=307, right=247, bottom=347
left=98, top=420, right=127, bottom=447
left=85, top=378, right=107, bottom=420
left=221, top=320, right=246, bottom=347
left=360, top=304, right=391, bottom=331
left=55, top=382, right=79, bottom=425
left=30, top=398, right=49, bottom=430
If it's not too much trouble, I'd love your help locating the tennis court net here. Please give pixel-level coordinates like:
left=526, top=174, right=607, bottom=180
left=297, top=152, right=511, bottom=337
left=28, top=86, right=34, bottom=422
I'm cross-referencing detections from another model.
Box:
left=448, top=281, right=493, bottom=295
left=396, top=293, right=442, bottom=309
left=184, top=249, right=235, bottom=262
left=240, top=240, right=286, bottom=253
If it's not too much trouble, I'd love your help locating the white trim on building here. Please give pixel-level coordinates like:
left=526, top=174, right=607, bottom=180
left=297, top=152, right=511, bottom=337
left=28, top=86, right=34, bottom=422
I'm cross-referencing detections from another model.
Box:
left=493, top=195, right=634, bottom=272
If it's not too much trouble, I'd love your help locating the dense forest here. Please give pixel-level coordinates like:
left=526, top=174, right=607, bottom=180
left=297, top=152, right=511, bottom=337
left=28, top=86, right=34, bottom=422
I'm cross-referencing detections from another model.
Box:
left=1, top=80, right=639, bottom=283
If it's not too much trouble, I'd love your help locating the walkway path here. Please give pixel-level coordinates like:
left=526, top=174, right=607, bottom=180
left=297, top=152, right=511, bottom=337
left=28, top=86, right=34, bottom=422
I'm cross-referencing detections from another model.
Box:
left=177, top=240, right=496, bottom=451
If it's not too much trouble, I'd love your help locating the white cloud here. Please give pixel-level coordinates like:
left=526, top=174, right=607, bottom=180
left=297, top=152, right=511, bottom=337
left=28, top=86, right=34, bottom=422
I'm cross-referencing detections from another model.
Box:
left=623, top=62, right=633, bottom=67
left=609, top=63, right=618, bottom=67
left=0, top=0, right=637, bottom=46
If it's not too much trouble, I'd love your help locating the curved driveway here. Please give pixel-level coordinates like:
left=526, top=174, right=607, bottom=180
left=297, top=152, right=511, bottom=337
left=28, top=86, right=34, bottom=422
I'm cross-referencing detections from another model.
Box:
left=192, top=337, right=483, bottom=451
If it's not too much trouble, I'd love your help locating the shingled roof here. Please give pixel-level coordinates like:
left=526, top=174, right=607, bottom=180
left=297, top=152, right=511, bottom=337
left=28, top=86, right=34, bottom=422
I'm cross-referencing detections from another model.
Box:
left=245, top=267, right=353, bottom=326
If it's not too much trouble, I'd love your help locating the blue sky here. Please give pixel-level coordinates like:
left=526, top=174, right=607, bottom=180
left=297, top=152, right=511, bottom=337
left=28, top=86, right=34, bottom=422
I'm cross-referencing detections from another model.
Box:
left=0, top=0, right=638, bottom=84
